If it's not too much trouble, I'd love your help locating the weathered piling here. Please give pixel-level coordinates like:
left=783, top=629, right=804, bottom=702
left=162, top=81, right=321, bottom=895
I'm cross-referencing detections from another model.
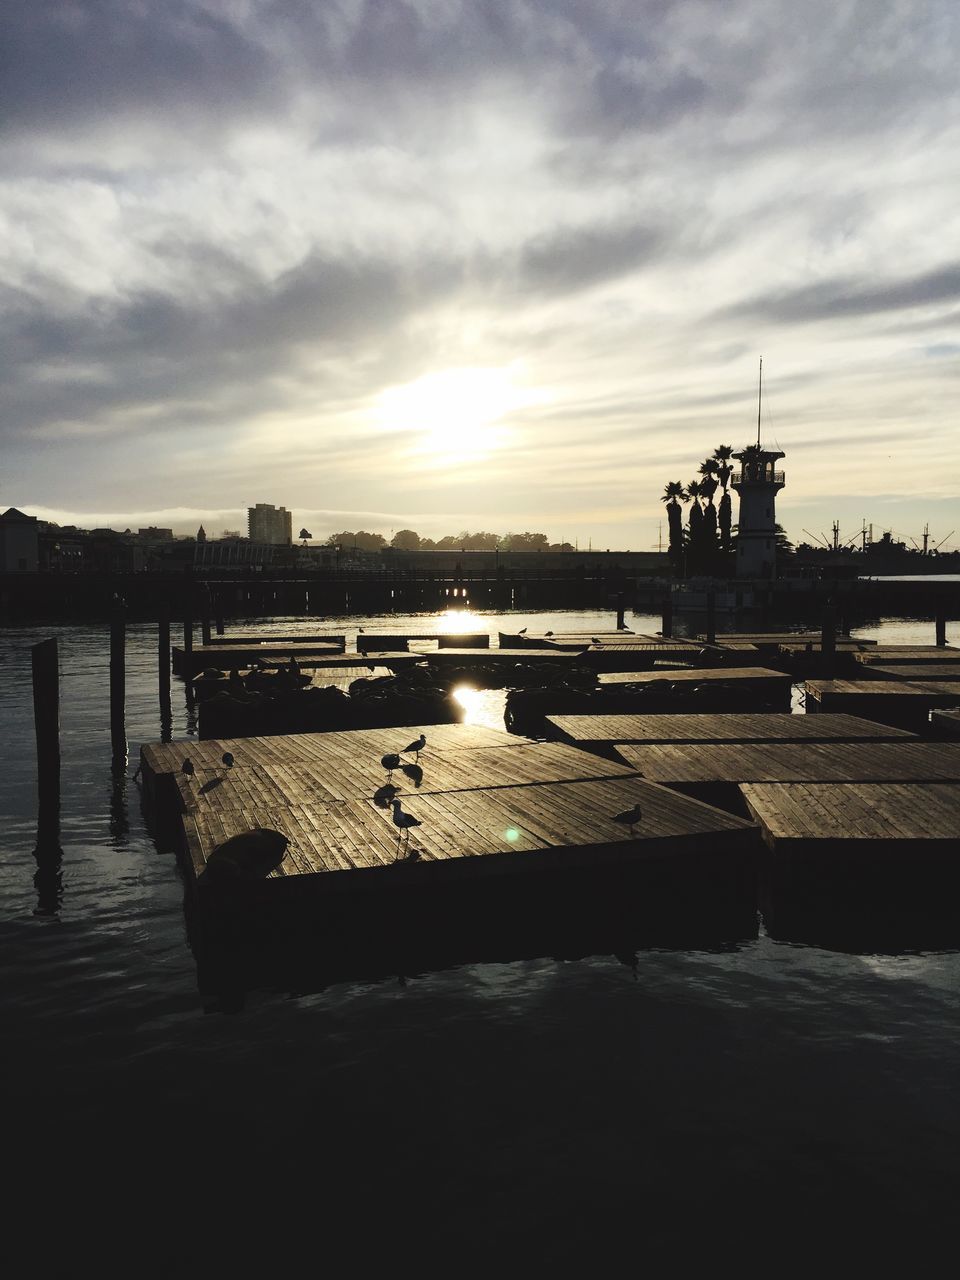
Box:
left=183, top=605, right=194, bottom=664
left=616, top=593, right=626, bottom=630
left=215, top=592, right=225, bottom=636
left=31, top=637, right=62, bottom=915
left=158, top=608, right=171, bottom=704
left=201, top=587, right=212, bottom=646
left=32, top=638, right=60, bottom=780
left=706, top=591, right=716, bottom=645
left=661, top=593, right=673, bottom=639
left=936, top=607, right=947, bottom=648
left=110, top=606, right=126, bottom=759
left=820, top=604, right=836, bottom=677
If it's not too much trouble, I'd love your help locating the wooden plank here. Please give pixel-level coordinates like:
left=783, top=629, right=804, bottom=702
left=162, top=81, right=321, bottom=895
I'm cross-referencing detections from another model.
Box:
left=179, top=775, right=757, bottom=890
left=615, top=741, right=960, bottom=783
left=855, top=647, right=960, bottom=666
left=598, top=666, right=790, bottom=686
left=742, top=782, right=960, bottom=846
left=171, top=741, right=640, bottom=814
left=862, top=665, right=960, bottom=682
left=545, top=712, right=916, bottom=746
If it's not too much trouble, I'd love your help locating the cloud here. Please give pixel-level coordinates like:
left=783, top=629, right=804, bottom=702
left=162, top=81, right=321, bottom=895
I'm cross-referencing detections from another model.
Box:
left=1, top=0, right=958, bottom=553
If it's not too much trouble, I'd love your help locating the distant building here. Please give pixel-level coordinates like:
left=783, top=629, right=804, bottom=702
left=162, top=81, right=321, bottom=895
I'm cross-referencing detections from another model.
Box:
left=196, top=525, right=207, bottom=543
left=138, top=527, right=174, bottom=541
left=0, top=508, right=39, bottom=572
left=732, top=445, right=786, bottom=579
left=247, top=503, right=293, bottom=545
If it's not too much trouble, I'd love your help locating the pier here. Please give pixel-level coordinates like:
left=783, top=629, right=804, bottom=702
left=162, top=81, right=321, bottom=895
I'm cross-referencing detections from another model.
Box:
left=140, top=725, right=760, bottom=910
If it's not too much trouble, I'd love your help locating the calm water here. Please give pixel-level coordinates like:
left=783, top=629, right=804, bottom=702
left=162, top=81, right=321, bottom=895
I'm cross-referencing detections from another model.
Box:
left=4, top=608, right=959, bottom=1265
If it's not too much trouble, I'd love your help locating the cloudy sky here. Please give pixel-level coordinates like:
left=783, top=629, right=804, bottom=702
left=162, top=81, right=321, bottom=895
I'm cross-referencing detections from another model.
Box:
left=3, top=0, right=958, bottom=551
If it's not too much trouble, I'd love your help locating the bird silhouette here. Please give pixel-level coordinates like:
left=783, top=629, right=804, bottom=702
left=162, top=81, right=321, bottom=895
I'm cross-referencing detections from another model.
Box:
left=222, top=752, right=235, bottom=768
left=592, top=637, right=601, bottom=644
left=391, top=800, right=422, bottom=856
left=613, top=803, right=642, bottom=834
left=289, top=655, right=300, bottom=675
left=545, top=630, right=554, bottom=637
left=181, top=758, right=195, bottom=779
left=228, top=668, right=244, bottom=691
left=518, top=627, right=527, bottom=635
left=402, top=733, right=426, bottom=762
left=381, top=752, right=402, bottom=778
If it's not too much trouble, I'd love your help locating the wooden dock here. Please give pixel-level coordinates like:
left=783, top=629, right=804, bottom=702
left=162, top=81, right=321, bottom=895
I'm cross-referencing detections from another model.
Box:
left=545, top=712, right=916, bottom=758
left=594, top=666, right=794, bottom=713
left=854, top=646, right=959, bottom=666
left=742, top=782, right=960, bottom=857
left=860, top=664, right=960, bottom=683
left=139, top=723, right=760, bottom=900
left=805, top=679, right=960, bottom=731
left=172, top=643, right=416, bottom=677
left=613, top=741, right=960, bottom=812
left=357, top=632, right=490, bottom=652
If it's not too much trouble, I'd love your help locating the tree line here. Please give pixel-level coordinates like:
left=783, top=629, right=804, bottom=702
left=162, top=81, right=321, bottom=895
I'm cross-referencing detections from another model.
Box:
left=322, top=530, right=577, bottom=552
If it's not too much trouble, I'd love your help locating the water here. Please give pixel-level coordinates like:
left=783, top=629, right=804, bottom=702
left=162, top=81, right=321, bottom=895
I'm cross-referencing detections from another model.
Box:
left=4, top=608, right=959, bottom=1263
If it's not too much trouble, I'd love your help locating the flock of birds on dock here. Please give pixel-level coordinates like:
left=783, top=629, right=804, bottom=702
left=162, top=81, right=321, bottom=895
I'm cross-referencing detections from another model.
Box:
left=176, top=727, right=644, bottom=874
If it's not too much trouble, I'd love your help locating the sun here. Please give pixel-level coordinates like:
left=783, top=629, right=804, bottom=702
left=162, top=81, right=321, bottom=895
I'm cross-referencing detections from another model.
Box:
left=376, top=366, right=535, bottom=465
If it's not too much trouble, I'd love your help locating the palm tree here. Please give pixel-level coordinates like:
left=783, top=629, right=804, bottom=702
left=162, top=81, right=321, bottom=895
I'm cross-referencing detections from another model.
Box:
left=685, top=479, right=704, bottom=573
left=661, top=481, right=687, bottom=571
left=713, top=444, right=734, bottom=551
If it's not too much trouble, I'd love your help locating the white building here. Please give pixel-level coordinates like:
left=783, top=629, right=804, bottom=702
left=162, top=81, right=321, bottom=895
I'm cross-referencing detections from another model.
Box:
left=731, top=446, right=785, bottom=579
left=247, top=503, right=293, bottom=546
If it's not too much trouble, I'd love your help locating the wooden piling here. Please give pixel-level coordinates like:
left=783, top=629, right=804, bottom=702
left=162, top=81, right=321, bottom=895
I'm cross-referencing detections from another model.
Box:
left=820, top=605, right=837, bottom=676
left=616, top=593, right=626, bottom=630
left=110, top=606, right=126, bottom=759
left=661, top=593, right=673, bottom=639
left=215, top=590, right=225, bottom=636
left=31, top=638, right=60, bottom=779
left=201, top=598, right=212, bottom=646
left=158, top=607, right=171, bottom=702
left=706, top=591, right=716, bottom=645
left=183, top=604, right=194, bottom=663
left=935, top=607, right=947, bottom=648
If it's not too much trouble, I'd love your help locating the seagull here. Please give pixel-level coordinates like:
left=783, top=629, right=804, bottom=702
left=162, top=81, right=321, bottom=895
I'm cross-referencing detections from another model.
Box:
left=592, top=637, right=601, bottom=645
left=181, top=758, right=195, bottom=780
left=518, top=627, right=527, bottom=635
left=545, top=630, right=554, bottom=637
left=613, top=803, right=642, bottom=834
left=391, top=800, right=422, bottom=855
left=381, top=752, right=402, bottom=778
left=222, top=752, right=235, bottom=768
left=402, top=733, right=426, bottom=762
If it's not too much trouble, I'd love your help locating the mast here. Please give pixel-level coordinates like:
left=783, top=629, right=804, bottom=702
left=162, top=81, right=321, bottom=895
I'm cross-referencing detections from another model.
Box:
left=756, top=356, right=762, bottom=449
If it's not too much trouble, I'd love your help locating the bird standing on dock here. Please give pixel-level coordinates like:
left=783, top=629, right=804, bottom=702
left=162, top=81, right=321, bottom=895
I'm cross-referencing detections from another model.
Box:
left=381, top=752, right=402, bottom=779
left=222, top=752, right=234, bottom=769
left=181, top=758, right=195, bottom=781
left=402, top=733, right=426, bottom=762
left=612, top=803, right=642, bottom=834
left=391, top=800, right=422, bottom=855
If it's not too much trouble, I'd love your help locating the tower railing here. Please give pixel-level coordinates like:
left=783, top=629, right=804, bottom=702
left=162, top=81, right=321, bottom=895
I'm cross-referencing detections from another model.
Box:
left=732, top=470, right=785, bottom=489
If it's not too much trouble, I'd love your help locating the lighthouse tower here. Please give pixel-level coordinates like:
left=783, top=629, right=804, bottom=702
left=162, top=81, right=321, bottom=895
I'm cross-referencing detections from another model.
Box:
left=732, top=444, right=785, bottom=579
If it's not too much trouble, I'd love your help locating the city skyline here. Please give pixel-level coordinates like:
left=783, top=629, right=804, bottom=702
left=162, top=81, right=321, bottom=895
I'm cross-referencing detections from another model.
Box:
left=3, top=2, right=959, bottom=553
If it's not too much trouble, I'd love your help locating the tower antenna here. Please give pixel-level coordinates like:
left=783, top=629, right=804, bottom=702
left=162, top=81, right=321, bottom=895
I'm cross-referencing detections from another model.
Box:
left=757, top=357, right=763, bottom=449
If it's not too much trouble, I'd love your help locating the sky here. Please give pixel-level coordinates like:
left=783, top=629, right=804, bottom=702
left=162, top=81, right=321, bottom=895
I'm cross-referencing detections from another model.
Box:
left=2, top=0, right=958, bottom=552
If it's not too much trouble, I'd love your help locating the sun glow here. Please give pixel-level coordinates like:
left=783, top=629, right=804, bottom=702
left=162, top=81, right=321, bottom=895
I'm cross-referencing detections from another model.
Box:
left=376, top=366, right=538, bottom=464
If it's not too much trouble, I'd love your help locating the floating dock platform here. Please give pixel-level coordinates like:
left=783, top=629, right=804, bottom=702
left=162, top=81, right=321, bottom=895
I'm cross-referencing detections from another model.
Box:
left=544, top=712, right=917, bottom=759
left=139, top=724, right=760, bottom=907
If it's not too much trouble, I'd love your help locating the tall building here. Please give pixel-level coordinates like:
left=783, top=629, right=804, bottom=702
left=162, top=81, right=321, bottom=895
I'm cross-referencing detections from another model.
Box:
left=732, top=445, right=785, bottom=579
left=247, top=503, right=293, bottom=546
